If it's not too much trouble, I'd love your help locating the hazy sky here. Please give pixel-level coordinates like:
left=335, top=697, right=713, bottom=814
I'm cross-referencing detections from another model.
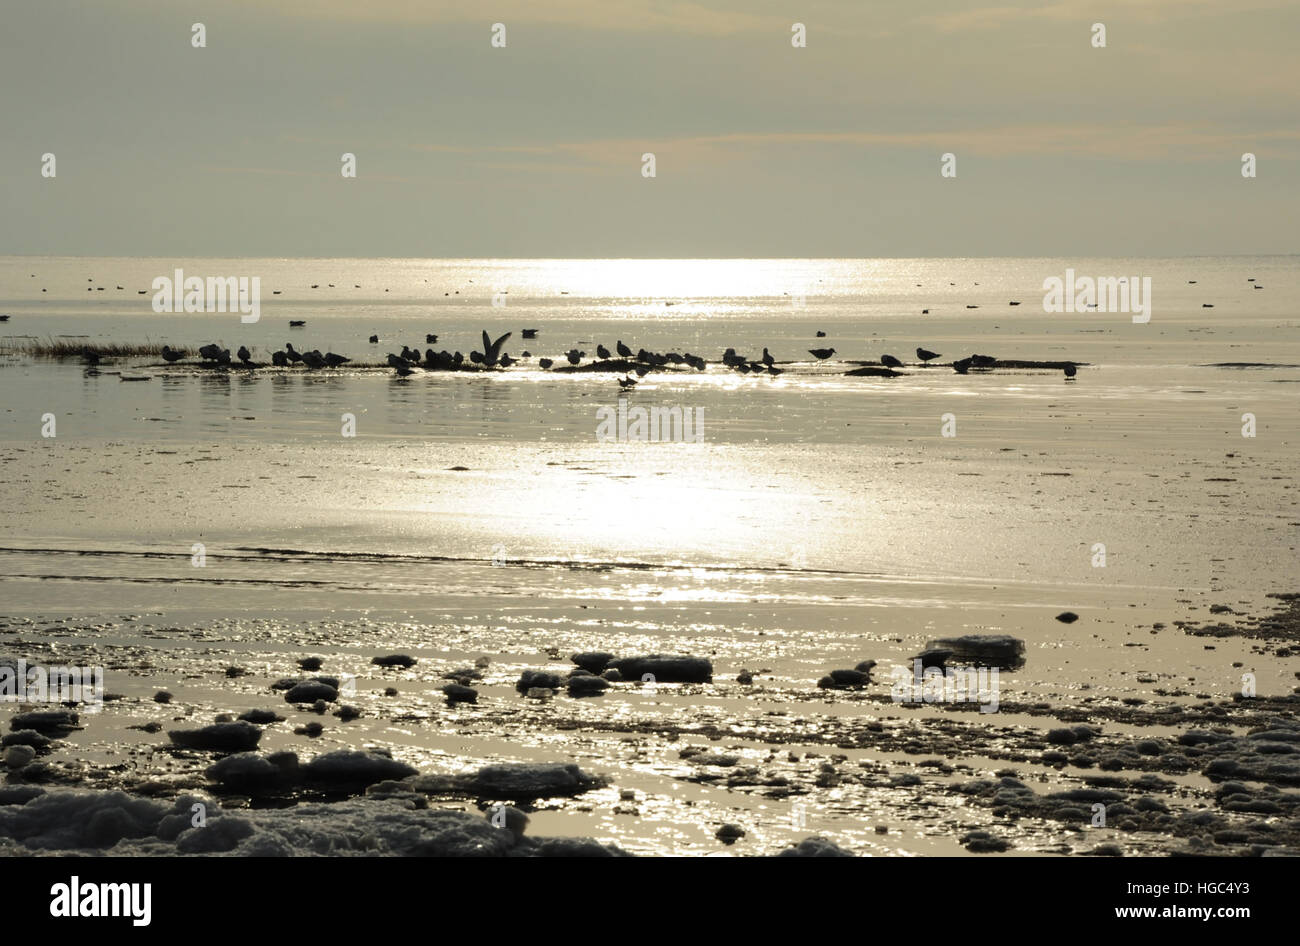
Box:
left=3, top=0, right=1297, bottom=257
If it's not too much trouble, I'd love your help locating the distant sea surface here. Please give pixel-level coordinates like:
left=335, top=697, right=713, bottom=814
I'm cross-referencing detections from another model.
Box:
left=1, top=255, right=1296, bottom=588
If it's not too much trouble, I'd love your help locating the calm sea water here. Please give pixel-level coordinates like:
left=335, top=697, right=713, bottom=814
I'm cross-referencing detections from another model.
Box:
left=2, top=256, right=1296, bottom=440
left=1, top=256, right=1296, bottom=599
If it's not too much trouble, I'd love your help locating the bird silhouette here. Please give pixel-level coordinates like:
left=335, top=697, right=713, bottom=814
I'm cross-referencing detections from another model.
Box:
left=566, top=349, right=584, bottom=365
left=808, top=348, right=836, bottom=360
left=880, top=354, right=903, bottom=368
left=616, top=340, right=633, bottom=358
left=597, top=344, right=611, bottom=360
left=916, top=347, right=941, bottom=362
left=237, top=346, right=252, bottom=364
left=161, top=346, right=184, bottom=363
left=481, top=331, right=512, bottom=366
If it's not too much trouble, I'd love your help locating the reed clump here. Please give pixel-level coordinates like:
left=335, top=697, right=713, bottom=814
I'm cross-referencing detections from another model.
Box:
left=1, top=337, right=192, bottom=359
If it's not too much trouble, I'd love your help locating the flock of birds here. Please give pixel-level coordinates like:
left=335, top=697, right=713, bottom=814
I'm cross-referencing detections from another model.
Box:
left=17, top=271, right=1266, bottom=390
left=150, top=324, right=1078, bottom=382
left=161, top=342, right=351, bottom=369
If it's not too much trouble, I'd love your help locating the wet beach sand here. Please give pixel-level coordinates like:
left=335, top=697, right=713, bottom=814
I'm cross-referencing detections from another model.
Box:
left=1, top=257, right=1298, bottom=856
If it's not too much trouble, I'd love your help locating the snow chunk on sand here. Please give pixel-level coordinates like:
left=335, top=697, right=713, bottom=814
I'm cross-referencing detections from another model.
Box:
left=607, top=655, right=713, bottom=683
left=371, top=654, right=417, bottom=668
left=0, top=789, right=628, bottom=856
left=205, top=749, right=416, bottom=794
left=301, top=750, right=419, bottom=790
left=284, top=681, right=338, bottom=704
left=168, top=721, right=263, bottom=753
left=776, top=836, right=858, bottom=857
left=402, top=762, right=609, bottom=801
left=206, top=752, right=298, bottom=793
left=9, top=711, right=80, bottom=736
left=925, top=634, right=1026, bottom=670
left=0, top=790, right=172, bottom=850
